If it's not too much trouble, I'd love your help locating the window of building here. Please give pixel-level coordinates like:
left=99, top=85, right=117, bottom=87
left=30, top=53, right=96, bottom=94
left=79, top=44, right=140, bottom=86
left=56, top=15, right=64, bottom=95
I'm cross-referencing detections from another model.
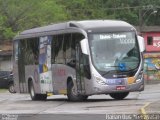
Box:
left=147, top=36, right=153, bottom=45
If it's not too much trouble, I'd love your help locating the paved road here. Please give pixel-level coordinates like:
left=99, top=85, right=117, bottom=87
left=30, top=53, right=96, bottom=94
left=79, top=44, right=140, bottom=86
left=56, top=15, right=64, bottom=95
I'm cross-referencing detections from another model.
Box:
left=0, top=84, right=160, bottom=120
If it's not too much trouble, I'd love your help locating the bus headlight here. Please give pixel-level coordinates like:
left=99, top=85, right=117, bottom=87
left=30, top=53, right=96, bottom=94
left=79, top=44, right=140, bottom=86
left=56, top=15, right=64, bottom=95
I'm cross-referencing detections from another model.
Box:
left=93, top=75, right=106, bottom=85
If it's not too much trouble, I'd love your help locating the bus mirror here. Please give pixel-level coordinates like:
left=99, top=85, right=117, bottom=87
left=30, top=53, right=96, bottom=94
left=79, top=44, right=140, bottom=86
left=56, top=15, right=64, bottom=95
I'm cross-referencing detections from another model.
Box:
left=138, top=36, right=145, bottom=52
left=80, top=39, right=89, bottom=55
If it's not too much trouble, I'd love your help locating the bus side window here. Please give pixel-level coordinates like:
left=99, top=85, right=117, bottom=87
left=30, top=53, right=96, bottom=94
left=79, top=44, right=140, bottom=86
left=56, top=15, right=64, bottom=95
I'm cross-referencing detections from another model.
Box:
left=23, top=38, right=39, bottom=65
left=51, top=35, right=57, bottom=64
left=64, top=34, right=72, bottom=66
left=55, top=35, right=64, bottom=64
left=71, top=33, right=85, bottom=61
left=31, top=38, right=39, bottom=65
left=73, top=33, right=91, bottom=79
left=71, top=34, right=76, bottom=63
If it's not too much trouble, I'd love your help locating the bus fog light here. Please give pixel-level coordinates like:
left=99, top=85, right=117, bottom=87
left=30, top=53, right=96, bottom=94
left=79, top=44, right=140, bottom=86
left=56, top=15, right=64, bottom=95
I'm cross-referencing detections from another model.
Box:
left=136, top=74, right=143, bottom=83
left=136, top=79, right=141, bottom=83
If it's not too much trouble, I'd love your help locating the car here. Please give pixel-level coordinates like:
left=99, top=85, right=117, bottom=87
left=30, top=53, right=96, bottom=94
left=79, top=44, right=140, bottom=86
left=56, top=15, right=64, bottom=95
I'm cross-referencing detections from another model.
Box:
left=0, top=71, right=16, bottom=93
left=8, top=72, right=16, bottom=93
left=0, top=71, right=11, bottom=88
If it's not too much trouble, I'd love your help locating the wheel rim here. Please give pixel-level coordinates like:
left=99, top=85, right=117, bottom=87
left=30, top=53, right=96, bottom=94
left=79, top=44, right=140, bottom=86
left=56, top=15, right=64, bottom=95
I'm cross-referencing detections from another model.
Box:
left=30, top=85, right=35, bottom=97
left=9, top=85, right=14, bottom=93
left=71, top=86, right=77, bottom=96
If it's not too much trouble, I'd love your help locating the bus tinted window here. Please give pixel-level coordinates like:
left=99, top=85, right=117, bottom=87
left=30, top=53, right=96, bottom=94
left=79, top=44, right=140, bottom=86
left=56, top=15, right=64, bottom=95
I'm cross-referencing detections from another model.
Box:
left=52, top=33, right=84, bottom=66
left=51, top=35, right=57, bottom=64
left=71, top=33, right=85, bottom=59
left=64, top=34, right=72, bottom=64
left=22, top=38, right=39, bottom=65
left=55, top=35, right=64, bottom=64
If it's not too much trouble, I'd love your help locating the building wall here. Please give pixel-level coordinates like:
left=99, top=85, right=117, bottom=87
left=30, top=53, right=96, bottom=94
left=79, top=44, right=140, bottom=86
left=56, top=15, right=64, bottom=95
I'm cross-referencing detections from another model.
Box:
left=0, top=56, right=12, bottom=71
left=142, top=32, right=160, bottom=52
left=141, top=31, right=160, bottom=82
left=144, top=53, right=160, bottom=81
left=0, top=60, right=12, bottom=71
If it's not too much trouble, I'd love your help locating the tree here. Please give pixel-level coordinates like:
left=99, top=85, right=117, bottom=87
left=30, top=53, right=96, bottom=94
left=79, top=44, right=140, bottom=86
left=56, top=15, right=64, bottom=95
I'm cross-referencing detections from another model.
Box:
left=0, top=0, right=67, bottom=40
left=0, top=0, right=160, bottom=41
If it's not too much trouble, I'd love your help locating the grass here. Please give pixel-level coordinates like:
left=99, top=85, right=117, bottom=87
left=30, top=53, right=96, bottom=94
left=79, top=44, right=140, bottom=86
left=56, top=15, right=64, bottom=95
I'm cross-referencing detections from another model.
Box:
left=0, top=89, right=7, bottom=93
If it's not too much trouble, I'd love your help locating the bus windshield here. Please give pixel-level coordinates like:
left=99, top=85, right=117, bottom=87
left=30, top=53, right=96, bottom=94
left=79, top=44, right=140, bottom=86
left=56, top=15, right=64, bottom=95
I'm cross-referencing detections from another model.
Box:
left=89, top=32, right=140, bottom=72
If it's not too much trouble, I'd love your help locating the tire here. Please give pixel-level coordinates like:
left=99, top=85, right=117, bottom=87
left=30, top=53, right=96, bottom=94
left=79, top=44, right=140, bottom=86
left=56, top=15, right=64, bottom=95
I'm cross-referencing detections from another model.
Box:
left=81, top=95, right=88, bottom=101
left=38, top=94, right=47, bottom=100
left=8, top=83, right=16, bottom=93
left=28, top=81, right=47, bottom=101
left=109, top=92, right=129, bottom=100
left=67, top=81, right=88, bottom=101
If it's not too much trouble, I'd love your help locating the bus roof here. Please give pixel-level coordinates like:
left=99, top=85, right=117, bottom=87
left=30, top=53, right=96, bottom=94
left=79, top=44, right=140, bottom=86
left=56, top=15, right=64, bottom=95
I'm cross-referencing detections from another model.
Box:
left=14, top=20, right=135, bottom=39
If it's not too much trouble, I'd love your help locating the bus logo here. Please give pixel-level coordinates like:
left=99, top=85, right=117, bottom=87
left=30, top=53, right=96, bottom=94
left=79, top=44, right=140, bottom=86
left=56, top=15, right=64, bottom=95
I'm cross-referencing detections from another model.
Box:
left=118, top=63, right=126, bottom=71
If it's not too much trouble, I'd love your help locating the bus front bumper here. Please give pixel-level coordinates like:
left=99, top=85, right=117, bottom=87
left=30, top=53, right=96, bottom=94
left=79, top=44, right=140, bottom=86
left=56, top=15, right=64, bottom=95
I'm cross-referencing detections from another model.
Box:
left=88, top=79, right=144, bottom=95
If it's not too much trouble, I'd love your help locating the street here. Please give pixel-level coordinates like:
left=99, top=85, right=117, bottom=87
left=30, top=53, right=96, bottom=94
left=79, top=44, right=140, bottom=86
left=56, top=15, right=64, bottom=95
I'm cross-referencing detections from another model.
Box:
left=0, top=84, right=160, bottom=120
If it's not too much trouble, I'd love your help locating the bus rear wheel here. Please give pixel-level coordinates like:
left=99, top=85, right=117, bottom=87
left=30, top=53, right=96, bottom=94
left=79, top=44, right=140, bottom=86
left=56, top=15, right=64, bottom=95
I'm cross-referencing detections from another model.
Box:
left=67, top=81, right=88, bottom=101
left=109, top=92, right=129, bottom=100
left=28, top=81, right=47, bottom=101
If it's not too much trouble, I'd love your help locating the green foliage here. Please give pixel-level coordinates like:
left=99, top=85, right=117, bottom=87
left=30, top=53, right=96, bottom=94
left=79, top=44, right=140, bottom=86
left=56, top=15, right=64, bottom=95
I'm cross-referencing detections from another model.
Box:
left=0, top=0, right=67, bottom=40
left=3, top=28, right=16, bottom=40
left=0, top=89, right=7, bottom=93
left=0, top=0, right=160, bottom=41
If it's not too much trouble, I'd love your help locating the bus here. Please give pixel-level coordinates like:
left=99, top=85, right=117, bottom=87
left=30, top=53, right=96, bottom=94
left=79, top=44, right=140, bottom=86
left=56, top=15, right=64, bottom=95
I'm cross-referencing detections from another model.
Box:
left=13, top=20, right=145, bottom=101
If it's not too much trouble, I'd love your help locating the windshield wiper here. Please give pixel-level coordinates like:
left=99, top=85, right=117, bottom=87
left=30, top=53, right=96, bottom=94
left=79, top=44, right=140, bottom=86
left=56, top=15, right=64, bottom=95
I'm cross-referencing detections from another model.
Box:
left=102, top=66, right=118, bottom=76
left=102, top=65, right=132, bottom=76
left=102, top=71, right=111, bottom=76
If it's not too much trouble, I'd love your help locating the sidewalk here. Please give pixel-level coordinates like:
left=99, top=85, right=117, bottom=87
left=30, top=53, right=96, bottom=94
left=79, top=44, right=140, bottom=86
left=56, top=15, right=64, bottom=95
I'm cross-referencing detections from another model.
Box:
left=145, top=80, right=160, bottom=85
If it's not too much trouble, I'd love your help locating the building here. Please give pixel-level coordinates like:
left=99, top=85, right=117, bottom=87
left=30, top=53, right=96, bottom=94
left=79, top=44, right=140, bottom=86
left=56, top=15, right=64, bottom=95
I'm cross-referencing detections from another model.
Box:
left=0, top=41, right=12, bottom=88
left=136, top=26, right=160, bottom=83
left=0, top=41, right=12, bottom=71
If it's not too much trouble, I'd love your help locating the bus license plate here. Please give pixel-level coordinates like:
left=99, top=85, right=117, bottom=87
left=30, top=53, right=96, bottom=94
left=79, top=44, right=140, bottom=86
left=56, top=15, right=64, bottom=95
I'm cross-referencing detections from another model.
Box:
left=116, top=86, right=126, bottom=90
left=106, top=79, right=124, bottom=85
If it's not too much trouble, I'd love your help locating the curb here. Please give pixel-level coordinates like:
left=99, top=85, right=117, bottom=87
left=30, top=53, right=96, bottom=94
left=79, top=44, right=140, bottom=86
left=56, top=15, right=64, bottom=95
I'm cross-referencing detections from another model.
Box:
left=140, top=102, right=150, bottom=120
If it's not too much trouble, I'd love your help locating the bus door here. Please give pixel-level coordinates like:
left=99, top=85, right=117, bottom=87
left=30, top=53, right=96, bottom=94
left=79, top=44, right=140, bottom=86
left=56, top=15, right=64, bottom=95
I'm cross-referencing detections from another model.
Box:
left=13, top=40, right=27, bottom=93
left=39, top=36, right=53, bottom=94
left=75, top=44, right=85, bottom=94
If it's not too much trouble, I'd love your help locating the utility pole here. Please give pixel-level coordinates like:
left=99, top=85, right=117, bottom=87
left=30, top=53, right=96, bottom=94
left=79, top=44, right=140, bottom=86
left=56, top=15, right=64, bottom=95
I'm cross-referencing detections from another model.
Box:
left=139, top=5, right=157, bottom=32
left=139, top=8, right=143, bottom=32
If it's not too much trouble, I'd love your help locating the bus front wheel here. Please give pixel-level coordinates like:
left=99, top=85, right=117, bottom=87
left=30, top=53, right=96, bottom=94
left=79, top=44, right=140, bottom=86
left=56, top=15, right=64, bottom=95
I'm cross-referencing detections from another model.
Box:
left=67, top=81, right=88, bottom=101
left=28, top=81, right=47, bottom=101
left=109, top=92, right=129, bottom=100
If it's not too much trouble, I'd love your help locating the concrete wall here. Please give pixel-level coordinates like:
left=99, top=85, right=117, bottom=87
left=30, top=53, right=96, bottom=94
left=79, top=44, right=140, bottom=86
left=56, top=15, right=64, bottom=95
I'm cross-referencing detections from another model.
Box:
left=0, top=60, right=12, bottom=71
